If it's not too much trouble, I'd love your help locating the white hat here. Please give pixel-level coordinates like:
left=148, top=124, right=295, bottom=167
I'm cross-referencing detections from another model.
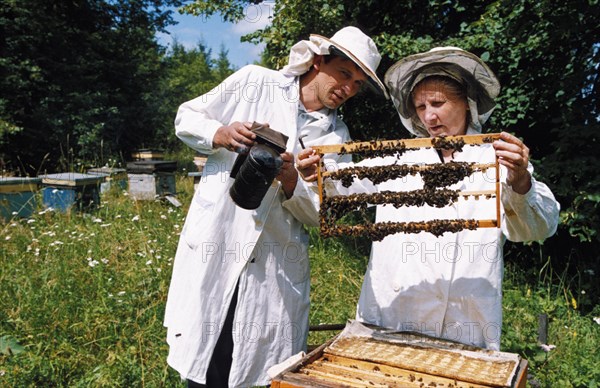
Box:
left=384, top=47, right=500, bottom=137
left=281, top=26, right=389, bottom=99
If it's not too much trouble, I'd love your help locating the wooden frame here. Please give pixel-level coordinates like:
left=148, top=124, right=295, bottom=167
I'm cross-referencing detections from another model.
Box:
left=311, top=134, right=502, bottom=239
left=272, top=324, right=528, bottom=388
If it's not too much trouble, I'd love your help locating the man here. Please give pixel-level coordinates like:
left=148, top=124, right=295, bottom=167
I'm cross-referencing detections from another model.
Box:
left=164, top=26, right=388, bottom=387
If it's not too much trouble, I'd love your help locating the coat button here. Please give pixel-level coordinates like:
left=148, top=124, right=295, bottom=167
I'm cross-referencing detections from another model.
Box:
left=393, top=284, right=401, bottom=292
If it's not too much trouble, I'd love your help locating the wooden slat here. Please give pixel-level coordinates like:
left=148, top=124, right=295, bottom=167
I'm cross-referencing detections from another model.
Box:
left=0, top=184, right=39, bottom=193
left=312, top=133, right=501, bottom=154
left=459, top=190, right=497, bottom=198
left=317, top=354, right=493, bottom=388
left=321, top=162, right=496, bottom=178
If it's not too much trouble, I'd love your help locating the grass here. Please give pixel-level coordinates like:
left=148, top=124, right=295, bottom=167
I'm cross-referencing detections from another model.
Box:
left=1, top=174, right=599, bottom=387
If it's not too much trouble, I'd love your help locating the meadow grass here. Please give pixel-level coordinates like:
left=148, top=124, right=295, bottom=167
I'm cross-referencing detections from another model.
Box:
left=1, top=174, right=599, bottom=387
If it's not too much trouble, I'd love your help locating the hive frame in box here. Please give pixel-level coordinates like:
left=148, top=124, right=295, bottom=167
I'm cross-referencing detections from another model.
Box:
left=272, top=321, right=528, bottom=388
left=311, top=133, right=502, bottom=240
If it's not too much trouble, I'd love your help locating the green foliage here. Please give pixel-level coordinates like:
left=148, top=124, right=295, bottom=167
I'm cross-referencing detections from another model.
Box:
left=0, top=176, right=194, bottom=386
left=0, top=0, right=183, bottom=174
left=1, top=177, right=599, bottom=386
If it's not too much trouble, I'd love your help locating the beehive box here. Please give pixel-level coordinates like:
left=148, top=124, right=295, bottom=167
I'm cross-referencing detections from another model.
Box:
left=126, top=160, right=177, bottom=200
left=188, top=172, right=202, bottom=191
left=131, top=148, right=164, bottom=161
left=40, top=173, right=104, bottom=212
left=272, top=321, right=527, bottom=388
left=0, top=177, right=41, bottom=220
left=87, top=167, right=128, bottom=193
left=194, top=155, right=208, bottom=172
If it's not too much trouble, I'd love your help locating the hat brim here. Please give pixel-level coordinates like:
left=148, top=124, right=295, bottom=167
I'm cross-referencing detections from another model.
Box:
left=311, top=34, right=389, bottom=99
left=384, top=48, right=500, bottom=136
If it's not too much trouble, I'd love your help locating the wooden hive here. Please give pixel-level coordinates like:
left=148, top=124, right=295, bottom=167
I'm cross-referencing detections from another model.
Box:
left=272, top=321, right=527, bottom=388
left=126, top=160, right=177, bottom=200
left=131, top=148, right=164, bottom=161
left=40, top=173, right=104, bottom=212
left=0, top=177, right=41, bottom=220
left=87, top=167, right=128, bottom=193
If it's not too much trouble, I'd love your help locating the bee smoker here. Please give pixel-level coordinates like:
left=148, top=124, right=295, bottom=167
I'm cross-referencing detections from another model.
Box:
left=229, top=123, right=289, bottom=210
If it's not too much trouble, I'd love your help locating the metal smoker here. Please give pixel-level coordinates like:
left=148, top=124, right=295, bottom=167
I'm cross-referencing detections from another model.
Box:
left=229, top=123, right=289, bottom=210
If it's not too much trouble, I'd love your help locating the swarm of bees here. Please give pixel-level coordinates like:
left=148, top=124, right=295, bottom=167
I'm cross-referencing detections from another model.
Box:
left=319, top=137, right=496, bottom=240
left=320, top=219, right=480, bottom=242
left=329, top=162, right=478, bottom=189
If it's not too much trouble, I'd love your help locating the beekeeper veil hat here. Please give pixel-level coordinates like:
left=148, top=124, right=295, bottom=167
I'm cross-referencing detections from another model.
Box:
left=384, top=47, right=500, bottom=137
left=281, top=26, right=389, bottom=99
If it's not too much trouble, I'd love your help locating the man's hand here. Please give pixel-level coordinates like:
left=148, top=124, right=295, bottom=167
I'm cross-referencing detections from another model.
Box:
left=295, top=148, right=321, bottom=182
left=493, top=131, right=532, bottom=194
left=276, top=152, right=298, bottom=198
left=213, top=121, right=257, bottom=153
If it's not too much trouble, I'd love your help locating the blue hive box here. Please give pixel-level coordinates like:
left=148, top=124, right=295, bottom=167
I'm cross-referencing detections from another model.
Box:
left=87, top=167, right=128, bottom=193
left=0, top=177, right=41, bottom=220
left=40, top=173, right=104, bottom=212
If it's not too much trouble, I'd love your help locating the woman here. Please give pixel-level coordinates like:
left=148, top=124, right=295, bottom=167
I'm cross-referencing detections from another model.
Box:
left=297, top=47, right=559, bottom=350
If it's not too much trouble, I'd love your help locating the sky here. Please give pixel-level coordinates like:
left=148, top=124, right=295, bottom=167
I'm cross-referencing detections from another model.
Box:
left=156, top=2, right=275, bottom=69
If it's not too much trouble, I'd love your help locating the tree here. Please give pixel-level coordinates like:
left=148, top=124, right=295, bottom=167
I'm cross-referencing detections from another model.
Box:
left=0, top=0, right=183, bottom=174
left=154, top=39, right=224, bottom=151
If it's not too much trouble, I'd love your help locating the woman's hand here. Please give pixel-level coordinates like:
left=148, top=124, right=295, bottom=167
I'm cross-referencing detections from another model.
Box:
left=213, top=121, right=257, bottom=153
left=295, top=148, right=321, bottom=182
left=493, top=131, right=532, bottom=194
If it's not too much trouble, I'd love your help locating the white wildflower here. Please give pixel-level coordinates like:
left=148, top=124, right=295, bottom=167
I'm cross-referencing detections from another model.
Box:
left=92, top=217, right=102, bottom=223
left=160, top=215, right=167, bottom=219
left=117, top=291, right=126, bottom=296
left=132, top=215, right=140, bottom=222
left=146, top=260, right=152, bottom=265
left=4, top=235, right=10, bottom=241
left=116, top=214, right=122, bottom=219
left=594, top=317, right=600, bottom=325
left=539, top=344, right=556, bottom=352
left=100, top=223, right=111, bottom=227
left=27, top=219, right=36, bottom=224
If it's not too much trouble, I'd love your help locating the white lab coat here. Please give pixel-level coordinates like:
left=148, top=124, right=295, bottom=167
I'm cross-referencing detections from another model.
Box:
left=329, top=128, right=560, bottom=350
left=164, top=65, right=351, bottom=387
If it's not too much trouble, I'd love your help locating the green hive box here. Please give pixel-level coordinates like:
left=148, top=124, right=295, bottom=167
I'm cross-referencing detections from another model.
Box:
left=87, top=167, right=128, bottom=193
left=0, top=177, right=41, bottom=220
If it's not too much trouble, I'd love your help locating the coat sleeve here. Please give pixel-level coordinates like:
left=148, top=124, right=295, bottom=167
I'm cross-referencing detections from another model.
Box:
left=174, top=65, right=257, bottom=154
left=281, top=121, right=354, bottom=227
left=501, top=163, right=560, bottom=242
